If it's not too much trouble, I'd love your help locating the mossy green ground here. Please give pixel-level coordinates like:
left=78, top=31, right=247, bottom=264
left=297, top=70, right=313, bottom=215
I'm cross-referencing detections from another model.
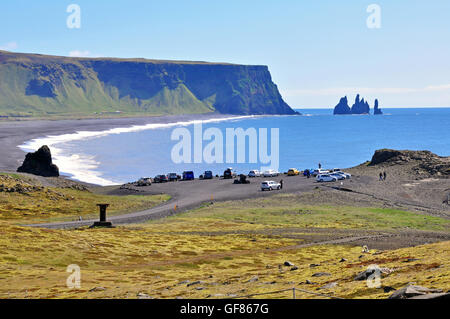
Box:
left=165, top=194, right=450, bottom=232
left=0, top=176, right=448, bottom=299
left=0, top=174, right=170, bottom=223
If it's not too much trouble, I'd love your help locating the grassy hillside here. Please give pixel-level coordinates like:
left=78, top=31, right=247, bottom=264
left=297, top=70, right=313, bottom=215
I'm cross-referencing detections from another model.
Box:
left=0, top=174, right=448, bottom=299
left=0, top=173, right=170, bottom=223
left=0, top=51, right=295, bottom=118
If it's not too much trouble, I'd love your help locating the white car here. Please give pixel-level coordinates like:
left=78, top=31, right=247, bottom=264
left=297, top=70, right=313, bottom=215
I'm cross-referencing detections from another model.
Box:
left=316, top=174, right=337, bottom=182
left=334, top=171, right=352, bottom=179
left=263, top=169, right=280, bottom=177
left=330, top=173, right=346, bottom=180
left=261, top=181, right=281, bottom=191
left=313, top=169, right=330, bottom=176
left=248, top=170, right=261, bottom=177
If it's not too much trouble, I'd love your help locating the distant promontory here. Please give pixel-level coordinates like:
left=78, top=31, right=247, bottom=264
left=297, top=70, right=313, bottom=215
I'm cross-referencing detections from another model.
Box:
left=0, top=50, right=296, bottom=118
left=333, top=95, right=382, bottom=115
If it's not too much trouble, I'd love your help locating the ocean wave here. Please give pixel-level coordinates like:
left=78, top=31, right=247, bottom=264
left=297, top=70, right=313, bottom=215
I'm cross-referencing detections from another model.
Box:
left=18, top=115, right=255, bottom=186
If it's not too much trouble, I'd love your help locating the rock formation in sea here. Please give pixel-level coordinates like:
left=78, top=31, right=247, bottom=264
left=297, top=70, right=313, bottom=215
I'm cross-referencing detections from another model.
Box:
left=374, top=99, right=383, bottom=115
left=333, top=94, right=380, bottom=115
left=351, top=94, right=370, bottom=114
left=17, top=145, right=60, bottom=177
left=333, top=96, right=352, bottom=115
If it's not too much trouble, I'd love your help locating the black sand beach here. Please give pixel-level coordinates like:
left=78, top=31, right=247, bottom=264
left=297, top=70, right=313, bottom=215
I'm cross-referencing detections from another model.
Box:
left=0, top=113, right=232, bottom=172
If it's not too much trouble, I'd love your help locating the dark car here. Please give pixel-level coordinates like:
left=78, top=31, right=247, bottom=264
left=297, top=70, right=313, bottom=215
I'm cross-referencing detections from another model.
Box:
left=202, top=171, right=213, bottom=179
left=223, top=168, right=234, bottom=179
left=168, top=173, right=179, bottom=182
left=154, top=174, right=168, bottom=183
left=303, top=169, right=314, bottom=177
left=182, top=171, right=195, bottom=181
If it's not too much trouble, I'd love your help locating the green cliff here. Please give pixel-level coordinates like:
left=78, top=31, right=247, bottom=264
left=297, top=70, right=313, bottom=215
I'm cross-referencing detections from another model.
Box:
left=0, top=51, right=295, bottom=118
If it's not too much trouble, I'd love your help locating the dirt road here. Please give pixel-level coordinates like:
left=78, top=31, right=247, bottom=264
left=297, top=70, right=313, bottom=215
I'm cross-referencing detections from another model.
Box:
left=26, top=169, right=450, bottom=229
left=26, top=174, right=319, bottom=228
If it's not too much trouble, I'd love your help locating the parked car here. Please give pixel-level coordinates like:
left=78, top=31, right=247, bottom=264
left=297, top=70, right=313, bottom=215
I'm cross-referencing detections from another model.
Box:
left=263, top=169, right=280, bottom=177
left=316, top=174, right=337, bottom=182
left=154, top=175, right=168, bottom=183
left=248, top=170, right=261, bottom=178
left=313, top=169, right=330, bottom=176
left=202, top=171, right=213, bottom=179
left=287, top=168, right=300, bottom=176
left=182, top=171, right=195, bottom=180
left=330, top=173, right=346, bottom=180
left=303, top=169, right=314, bottom=176
left=168, top=173, right=179, bottom=182
left=136, top=178, right=152, bottom=186
left=223, top=168, right=235, bottom=179
left=334, top=171, right=352, bottom=179
left=261, top=181, right=281, bottom=191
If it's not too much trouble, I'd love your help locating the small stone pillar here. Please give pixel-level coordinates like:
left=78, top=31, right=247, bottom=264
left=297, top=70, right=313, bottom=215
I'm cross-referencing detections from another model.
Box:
left=90, top=204, right=113, bottom=228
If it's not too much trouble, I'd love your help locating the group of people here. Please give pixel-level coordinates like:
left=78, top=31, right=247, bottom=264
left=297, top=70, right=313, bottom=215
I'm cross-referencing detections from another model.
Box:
left=379, top=171, right=387, bottom=181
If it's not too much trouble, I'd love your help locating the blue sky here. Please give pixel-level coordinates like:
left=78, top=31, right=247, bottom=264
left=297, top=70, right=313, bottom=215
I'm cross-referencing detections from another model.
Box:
left=1, top=0, right=450, bottom=108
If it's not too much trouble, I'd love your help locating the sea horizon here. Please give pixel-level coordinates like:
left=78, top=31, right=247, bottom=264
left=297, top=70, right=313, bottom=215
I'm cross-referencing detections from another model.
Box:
left=17, top=107, right=450, bottom=186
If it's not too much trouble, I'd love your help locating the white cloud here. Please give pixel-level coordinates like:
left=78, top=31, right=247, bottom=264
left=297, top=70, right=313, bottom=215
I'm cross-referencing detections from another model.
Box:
left=0, top=42, right=18, bottom=51
left=282, top=84, right=450, bottom=97
left=69, top=50, right=91, bottom=57
left=425, top=84, right=450, bottom=91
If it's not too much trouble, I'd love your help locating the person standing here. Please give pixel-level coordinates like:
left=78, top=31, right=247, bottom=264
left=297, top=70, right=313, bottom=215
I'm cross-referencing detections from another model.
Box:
left=318, top=163, right=322, bottom=169
left=280, top=179, right=283, bottom=189
left=379, top=172, right=383, bottom=181
left=383, top=171, right=387, bottom=181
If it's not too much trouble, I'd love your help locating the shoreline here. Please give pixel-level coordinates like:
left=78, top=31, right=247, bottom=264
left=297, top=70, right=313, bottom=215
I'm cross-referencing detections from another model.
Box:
left=0, top=113, right=248, bottom=178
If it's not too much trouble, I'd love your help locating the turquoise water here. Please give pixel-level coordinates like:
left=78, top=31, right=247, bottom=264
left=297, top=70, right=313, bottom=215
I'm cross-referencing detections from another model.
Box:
left=51, top=108, right=450, bottom=185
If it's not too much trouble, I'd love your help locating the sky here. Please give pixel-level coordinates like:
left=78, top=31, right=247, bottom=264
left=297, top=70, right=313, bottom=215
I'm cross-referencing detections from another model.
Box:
left=1, top=0, right=450, bottom=108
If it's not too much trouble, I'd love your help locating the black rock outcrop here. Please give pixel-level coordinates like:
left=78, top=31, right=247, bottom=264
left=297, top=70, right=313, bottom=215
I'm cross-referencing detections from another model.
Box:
left=374, top=99, right=383, bottom=115
left=351, top=94, right=370, bottom=114
left=333, top=96, right=352, bottom=115
left=17, top=145, right=60, bottom=177
left=368, top=149, right=450, bottom=177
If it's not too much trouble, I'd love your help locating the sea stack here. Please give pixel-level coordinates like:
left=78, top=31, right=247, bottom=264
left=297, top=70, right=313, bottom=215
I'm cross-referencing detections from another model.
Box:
left=333, top=95, right=381, bottom=115
left=17, top=145, right=60, bottom=177
left=333, top=96, right=352, bottom=115
left=374, top=99, right=383, bottom=115
left=351, top=94, right=370, bottom=114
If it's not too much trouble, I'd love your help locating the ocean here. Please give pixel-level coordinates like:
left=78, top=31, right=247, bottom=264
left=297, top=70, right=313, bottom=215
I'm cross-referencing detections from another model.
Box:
left=20, top=108, right=450, bottom=186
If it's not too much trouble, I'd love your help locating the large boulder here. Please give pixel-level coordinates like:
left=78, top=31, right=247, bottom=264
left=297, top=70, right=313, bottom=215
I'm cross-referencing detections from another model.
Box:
left=388, top=285, right=448, bottom=299
left=17, top=145, right=59, bottom=177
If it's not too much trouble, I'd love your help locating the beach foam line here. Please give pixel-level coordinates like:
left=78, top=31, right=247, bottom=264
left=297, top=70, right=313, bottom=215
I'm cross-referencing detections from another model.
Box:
left=18, top=115, right=256, bottom=186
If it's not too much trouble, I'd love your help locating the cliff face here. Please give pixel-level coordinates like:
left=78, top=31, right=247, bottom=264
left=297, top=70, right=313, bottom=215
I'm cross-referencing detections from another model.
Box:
left=0, top=51, right=295, bottom=117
